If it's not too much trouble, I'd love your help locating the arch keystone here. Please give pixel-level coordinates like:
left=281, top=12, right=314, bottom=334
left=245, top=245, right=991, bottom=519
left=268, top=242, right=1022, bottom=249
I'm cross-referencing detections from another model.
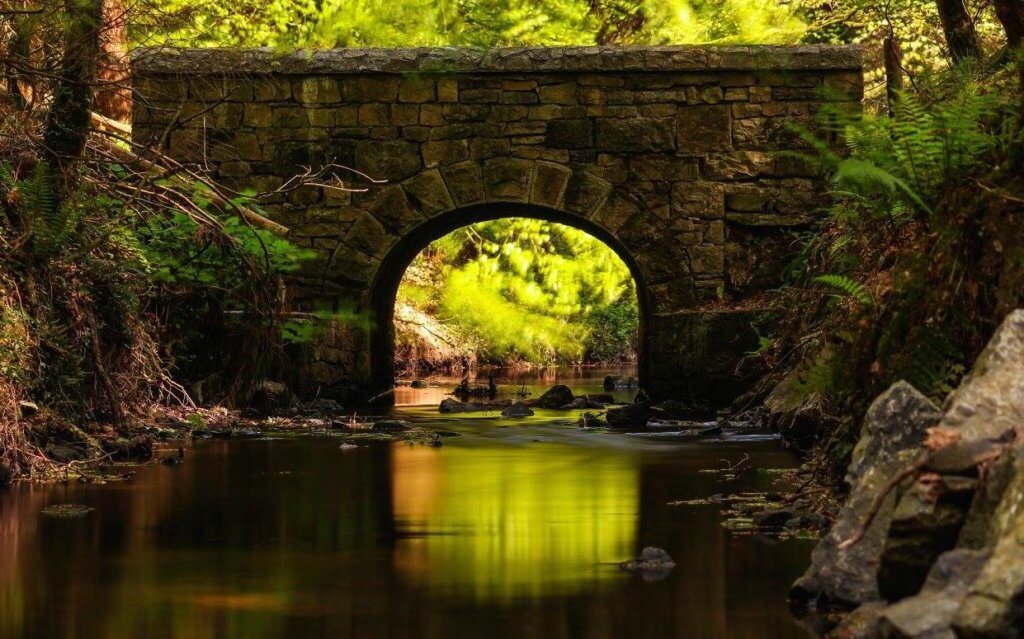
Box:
left=482, top=158, right=534, bottom=203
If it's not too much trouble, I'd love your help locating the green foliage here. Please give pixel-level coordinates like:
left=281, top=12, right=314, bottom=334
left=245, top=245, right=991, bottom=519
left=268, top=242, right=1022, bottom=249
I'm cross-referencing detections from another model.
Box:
left=142, top=0, right=808, bottom=48
left=813, top=274, right=873, bottom=306
left=816, top=83, right=1012, bottom=224
left=398, top=218, right=638, bottom=365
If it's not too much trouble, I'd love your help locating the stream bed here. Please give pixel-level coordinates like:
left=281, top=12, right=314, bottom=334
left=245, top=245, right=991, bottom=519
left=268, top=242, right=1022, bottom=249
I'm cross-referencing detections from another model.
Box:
left=0, top=368, right=814, bottom=638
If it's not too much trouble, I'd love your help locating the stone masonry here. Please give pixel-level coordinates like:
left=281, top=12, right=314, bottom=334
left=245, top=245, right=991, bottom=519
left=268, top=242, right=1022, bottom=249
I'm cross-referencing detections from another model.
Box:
left=131, top=46, right=863, bottom=403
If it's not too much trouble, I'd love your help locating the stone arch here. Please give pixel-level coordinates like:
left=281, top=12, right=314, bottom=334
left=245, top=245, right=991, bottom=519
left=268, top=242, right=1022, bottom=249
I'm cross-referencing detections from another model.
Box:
left=366, top=200, right=653, bottom=396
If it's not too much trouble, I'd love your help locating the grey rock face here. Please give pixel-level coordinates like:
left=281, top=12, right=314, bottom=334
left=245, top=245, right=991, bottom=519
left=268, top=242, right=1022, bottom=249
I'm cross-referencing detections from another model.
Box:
left=790, top=382, right=941, bottom=608
left=937, top=309, right=1024, bottom=443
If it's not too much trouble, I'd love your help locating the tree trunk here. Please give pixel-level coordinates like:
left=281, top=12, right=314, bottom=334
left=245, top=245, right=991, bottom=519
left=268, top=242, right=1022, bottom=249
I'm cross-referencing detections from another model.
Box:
left=93, top=0, right=131, bottom=121
left=42, top=0, right=103, bottom=188
left=884, top=35, right=904, bottom=117
left=993, top=0, right=1024, bottom=48
left=935, top=0, right=982, bottom=62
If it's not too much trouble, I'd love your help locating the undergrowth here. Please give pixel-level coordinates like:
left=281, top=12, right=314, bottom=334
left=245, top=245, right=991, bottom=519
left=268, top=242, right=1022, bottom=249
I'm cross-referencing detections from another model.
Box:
left=761, top=63, right=1024, bottom=476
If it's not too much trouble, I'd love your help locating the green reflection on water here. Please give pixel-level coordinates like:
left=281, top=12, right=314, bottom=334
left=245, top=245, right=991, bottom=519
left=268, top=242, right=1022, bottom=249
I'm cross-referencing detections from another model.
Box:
left=391, top=442, right=638, bottom=599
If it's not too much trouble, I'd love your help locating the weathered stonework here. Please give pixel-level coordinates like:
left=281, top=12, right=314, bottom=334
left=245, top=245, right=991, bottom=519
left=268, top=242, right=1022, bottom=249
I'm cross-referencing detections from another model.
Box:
left=132, top=45, right=863, bottom=403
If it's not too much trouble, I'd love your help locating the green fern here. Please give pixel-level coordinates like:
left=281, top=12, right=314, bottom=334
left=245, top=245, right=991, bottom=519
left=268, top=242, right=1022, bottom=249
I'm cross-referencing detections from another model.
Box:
left=813, top=274, right=873, bottom=306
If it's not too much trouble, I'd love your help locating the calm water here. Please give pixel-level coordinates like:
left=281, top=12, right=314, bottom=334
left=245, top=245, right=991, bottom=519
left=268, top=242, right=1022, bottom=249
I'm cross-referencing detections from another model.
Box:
left=0, top=368, right=814, bottom=639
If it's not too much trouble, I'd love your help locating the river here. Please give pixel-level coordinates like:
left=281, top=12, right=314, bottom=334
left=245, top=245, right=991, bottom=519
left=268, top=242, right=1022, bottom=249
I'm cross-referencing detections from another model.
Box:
left=0, top=367, right=814, bottom=638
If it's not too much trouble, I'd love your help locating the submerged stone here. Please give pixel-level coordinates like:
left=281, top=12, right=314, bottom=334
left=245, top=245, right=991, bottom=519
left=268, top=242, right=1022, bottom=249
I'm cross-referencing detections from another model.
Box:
left=533, top=385, right=574, bottom=408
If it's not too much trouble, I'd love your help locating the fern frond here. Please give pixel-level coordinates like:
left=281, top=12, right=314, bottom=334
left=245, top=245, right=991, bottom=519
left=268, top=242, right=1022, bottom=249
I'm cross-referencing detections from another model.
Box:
left=813, top=274, right=873, bottom=306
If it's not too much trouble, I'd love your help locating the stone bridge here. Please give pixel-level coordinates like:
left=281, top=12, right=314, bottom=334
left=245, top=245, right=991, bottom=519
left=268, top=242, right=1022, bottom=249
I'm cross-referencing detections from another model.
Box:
left=132, top=46, right=863, bottom=404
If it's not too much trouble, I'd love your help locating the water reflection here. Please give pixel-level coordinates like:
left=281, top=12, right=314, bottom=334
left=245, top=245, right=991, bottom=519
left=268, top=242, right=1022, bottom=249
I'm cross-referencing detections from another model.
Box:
left=391, top=443, right=638, bottom=599
left=0, top=370, right=815, bottom=639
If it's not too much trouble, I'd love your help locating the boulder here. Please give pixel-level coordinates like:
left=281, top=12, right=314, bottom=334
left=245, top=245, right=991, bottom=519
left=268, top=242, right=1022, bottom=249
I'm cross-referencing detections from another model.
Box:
left=619, top=547, right=676, bottom=581
left=410, top=379, right=429, bottom=388
left=603, top=375, right=638, bottom=390
left=764, top=347, right=839, bottom=449
left=249, top=380, right=296, bottom=414
left=501, top=402, right=534, bottom=418
left=439, top=398, right=479, bottom=413
left=578, top=412, right=604, bottom=428
left=45, top=443, right=87, bottom=463
left=305, top=398, right=344, bottom=414
left=754, top=509, right=797, bottom=529
left=952, top=444, right=1024, bottom=638
left=879, top=474, right=976, bottom=600
left=826, top=602, right=887, bottom=639
left=101, top=435, right=155, bottom=461
left=652, top=399, right=714, bottom=420
left=560, top=397, right=605, bottom=409
left=534, top=384, right=574, bottom=408
left=371, top=420, right=408, bottom=432
left=936, top=309, right=1024, bottom=443
left=606, top=402, right=650, bottom=429
left=876, top=549, right=990, bottom=639
left=790, top=382, right=941, bottom=608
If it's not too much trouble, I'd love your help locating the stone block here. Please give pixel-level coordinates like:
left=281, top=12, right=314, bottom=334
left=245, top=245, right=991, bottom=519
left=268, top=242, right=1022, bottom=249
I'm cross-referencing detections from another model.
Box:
left=538, top=83, right=577, bottom=105
left=441, top=161, right=485, bottom=206
left=342, top=77, right=400, bottom=102
left=676, top=105, right=732, bottom=152
left=545, top=119, right=593, bottom=149
left=399, top=77, right=436, bottom=103
left=596, top=118, right=675, bottom=152
left=402, top=169, right=454, bottom=216
left=672, top=182, right=725, bottom=219
left=562, top=171, right=612, bottom=216
left=422, top=139, right=469, bottom=167
left=530, top=162, right=572, bottom=208
left=295, top=77, right=341, bottom=104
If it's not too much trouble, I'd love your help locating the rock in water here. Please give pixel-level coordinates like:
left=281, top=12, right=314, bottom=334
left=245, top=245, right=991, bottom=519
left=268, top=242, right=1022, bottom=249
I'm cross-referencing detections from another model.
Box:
left=534, top=385, right=574, bottom=408
left=603, top=375, right=638, bottom=390
left=619, top=547, right=676, bottom=581
left=790, top=381, right=941, bottom=608
left=501, top=402, right=534, bottom=418
left=249, top=380, right=296, bottom=413
left=410, top=380, right=429, bottom=388
left=606, top=402, right=650, bottom=429
left=439, top=398, right=476, bottom=413
left=41, top=504, right=95, bottom=518
left=372, top=420, right=408, bottom=432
